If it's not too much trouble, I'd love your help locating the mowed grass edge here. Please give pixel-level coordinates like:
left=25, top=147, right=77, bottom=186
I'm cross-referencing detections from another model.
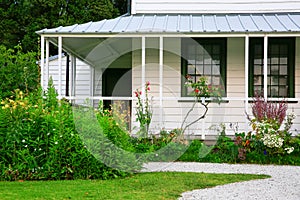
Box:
left=0, top=172, right=270, bottom=200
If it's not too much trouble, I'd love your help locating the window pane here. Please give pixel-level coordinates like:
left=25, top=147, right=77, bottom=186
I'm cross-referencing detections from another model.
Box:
left=188, top=45, right=195, bottom=54
left=204, top=55, right=212, bottom=64
left=280, top=57, right=288, bottom=65
left=212, top=76, right=220, bottom=85
left=270, top=86, right=279, bottom=97
left=188, top=65, right=195, bottom=74
left=254, top=65, right=262, bottom=75
left=254, top=86, right=263, bottom=94
left=196, top=54, right=204, bottom=63
left=279, top=77, right=287, bottom=85
left=196, top=65, right=203, bottom=74
left=212, top=65, right=220, bottom=75
left=254, top=76, right=262, bottom=85
left=270, top=44, right=279, bottom=54
left=212, top=55, right=220, bottom=64
left=206, top=76, right=212, bottom=85
left=187, top=86, right=194, bottom=94
left=279, top=86, right=288, bottom=97
left=271, top=76, right=279, bottom=85
left=280, top=45, right=288, bottom=55
left=254, top=58, right=262, bottom=65
left=203, top=45, right=212, bottom=54
left=254, top=44, right=262, bottom=55
left=271, top=57, right=279, bottom=65
left=280, top=65, right=288, bottom=75
left=204, top=65, right=211, bottom=74
left=270, top=65, right=279, bottom=74
left=188, top=59, right=195, bottom=64
left=212, top=45, right=220, bottom=54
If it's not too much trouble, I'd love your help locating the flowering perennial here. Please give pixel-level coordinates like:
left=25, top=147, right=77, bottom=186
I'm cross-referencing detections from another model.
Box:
left=134, top=81, right=152, bottom=136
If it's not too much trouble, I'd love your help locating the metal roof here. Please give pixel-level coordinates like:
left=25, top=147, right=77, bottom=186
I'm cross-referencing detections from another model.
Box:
left=37, top=13, right=300, bottom=34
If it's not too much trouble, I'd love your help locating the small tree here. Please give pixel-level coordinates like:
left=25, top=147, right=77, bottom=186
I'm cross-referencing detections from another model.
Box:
left=181, top=75, right=223, bottom=134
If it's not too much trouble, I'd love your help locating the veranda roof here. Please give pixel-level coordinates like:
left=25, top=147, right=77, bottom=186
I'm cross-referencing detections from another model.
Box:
left=37, top=13, right=300, bottom=34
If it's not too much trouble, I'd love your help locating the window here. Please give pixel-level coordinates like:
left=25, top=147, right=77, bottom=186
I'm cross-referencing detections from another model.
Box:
left=249, top=38, right=295, bottom=98
left=181, top=38, right=227, bottom=96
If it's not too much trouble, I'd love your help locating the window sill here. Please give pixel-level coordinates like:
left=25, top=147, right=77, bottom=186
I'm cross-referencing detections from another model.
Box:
left=178, top=99, right=229, bottom=103
left=248, top=100, right=298, bottom=104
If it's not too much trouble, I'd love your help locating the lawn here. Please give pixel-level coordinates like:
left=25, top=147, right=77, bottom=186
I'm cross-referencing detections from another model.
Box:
left=0, top=172, right=269, bottom=200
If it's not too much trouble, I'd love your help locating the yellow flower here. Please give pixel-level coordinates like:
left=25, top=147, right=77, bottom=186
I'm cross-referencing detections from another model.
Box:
left=1, top=101, right=5, bottom=105
left=5, top=104, right=10, bottom=108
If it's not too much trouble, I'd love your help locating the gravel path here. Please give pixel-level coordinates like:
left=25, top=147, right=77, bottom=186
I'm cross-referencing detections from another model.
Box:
left=141, top=162, right=300, bottom=200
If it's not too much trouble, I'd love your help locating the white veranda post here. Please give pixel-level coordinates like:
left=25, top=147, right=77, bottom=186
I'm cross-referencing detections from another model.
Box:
left=58, top=36, right=63, bottom=99
left=159, top=36, right=164, bottom=128
left=245, top=35, right=249, bottom=132
left=263, top=35, right=268, bottom=100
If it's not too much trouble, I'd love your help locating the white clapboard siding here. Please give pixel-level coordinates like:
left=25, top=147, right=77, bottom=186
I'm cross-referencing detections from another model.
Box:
left=44, top=56, right=92, bottom=105
left=132, top=0, right=300, bottom=14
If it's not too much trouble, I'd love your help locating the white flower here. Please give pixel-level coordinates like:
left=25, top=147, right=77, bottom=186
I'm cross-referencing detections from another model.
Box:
left=22, top=139, right=25, bottom=143
left=54, top=141, right=58, bottom=145
left=47, top=132, right=50, bottom=136
left=25, top=145, right=28, bottom=148
left=285, top=147, right=294, bottom=154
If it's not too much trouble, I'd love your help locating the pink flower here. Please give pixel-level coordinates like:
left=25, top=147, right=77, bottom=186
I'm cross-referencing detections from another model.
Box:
left=147, top=87, right=150, bottom=91
left=146, top=81, right=150, bottom=86
left=134, top=90, right=141, bottom=97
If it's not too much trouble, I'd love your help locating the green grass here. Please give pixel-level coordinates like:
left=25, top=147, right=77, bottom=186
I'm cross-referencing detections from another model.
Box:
left=0, top=172, right=269, bottom=200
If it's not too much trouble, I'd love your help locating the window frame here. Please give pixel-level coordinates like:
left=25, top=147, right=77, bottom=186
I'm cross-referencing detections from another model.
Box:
left=248, top=37, right=295, bottom=98
left=181, top=38, right=227, bottom=97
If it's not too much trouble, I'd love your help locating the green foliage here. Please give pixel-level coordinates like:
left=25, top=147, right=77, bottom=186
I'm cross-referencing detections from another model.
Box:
left=177, top=140, right=203, bottom=161
left=0, top=45, right=39, bottom=99
left=0, top=0, right=120, bottom=53
left=0, top=82, right=133, bottom=181
left=130, top=129, right=189, bottom=162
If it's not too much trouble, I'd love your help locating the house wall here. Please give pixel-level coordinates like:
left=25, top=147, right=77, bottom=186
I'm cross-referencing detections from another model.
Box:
left=132, top=37, right=300, bottom=136
left=132, top=0, right=300, bottom=14
left=45, top=56, right=93, bottom=105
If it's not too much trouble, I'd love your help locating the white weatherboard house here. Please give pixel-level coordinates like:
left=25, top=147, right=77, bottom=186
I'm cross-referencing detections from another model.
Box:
left=37, top=0, right=300, bottom=139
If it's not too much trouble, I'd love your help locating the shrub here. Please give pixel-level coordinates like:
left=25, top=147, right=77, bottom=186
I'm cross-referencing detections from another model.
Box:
left=0, top=45, right=39, bottom=99
left=0, top=82, right=138, bottom=181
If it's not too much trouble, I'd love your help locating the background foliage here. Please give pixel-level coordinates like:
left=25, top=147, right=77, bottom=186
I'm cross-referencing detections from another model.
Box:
left=0, top=45, right=39, bottom=99
left=0, top=0, right=126, bottom=53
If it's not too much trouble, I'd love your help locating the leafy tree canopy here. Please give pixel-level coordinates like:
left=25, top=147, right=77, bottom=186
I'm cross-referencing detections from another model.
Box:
left=0, top=0, right=120, bottom=53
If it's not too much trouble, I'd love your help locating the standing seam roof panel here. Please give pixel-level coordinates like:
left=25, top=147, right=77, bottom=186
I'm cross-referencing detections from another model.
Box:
left=37, top=13, right=300, bottom=34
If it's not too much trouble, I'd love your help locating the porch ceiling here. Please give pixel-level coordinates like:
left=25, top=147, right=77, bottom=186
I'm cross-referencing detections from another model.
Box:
left=37, top=13, right=300, bottom=35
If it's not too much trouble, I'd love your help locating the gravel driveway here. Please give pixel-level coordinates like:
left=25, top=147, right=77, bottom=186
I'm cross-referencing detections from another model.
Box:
left=142, top=162, right=300, bottom=200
